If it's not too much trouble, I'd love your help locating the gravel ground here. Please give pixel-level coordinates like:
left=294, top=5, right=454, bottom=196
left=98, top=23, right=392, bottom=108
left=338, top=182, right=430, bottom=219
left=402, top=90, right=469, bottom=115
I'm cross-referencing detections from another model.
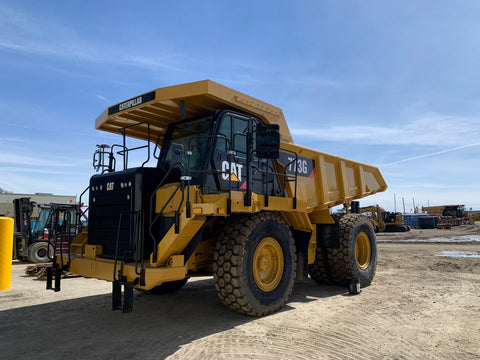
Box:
left=0, top=225, right=479, bottom=359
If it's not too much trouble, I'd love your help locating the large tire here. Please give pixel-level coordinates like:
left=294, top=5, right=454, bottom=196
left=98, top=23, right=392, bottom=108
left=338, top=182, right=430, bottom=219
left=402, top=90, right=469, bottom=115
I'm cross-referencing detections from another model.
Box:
left=213, top=212, right=296, bottom=316
left=27, top=242, right=53, bottom=263
left=309, top=213, right=342, bottom=284
left=309, top=247, right=332, bottom=284
left=327, top=214, right=377, bottom=287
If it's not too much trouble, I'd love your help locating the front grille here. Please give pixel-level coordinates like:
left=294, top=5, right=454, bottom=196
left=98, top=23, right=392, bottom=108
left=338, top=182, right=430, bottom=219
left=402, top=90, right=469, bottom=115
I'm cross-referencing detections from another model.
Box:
left=88, top=167, right=163, bottom=261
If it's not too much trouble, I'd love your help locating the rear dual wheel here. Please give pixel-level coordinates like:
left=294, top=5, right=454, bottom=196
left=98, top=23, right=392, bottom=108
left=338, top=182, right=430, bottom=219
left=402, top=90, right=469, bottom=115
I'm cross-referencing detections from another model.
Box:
left=310, top=214, right=377, bottom=287
left=213, top=213, right=296, bottom=316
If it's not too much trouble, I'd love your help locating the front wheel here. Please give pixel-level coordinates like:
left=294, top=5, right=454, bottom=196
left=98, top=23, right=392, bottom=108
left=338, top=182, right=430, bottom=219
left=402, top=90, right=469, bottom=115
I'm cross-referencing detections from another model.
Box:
left=327, top=214, right=377, bottom=287
left=213, top=212, right=296, bottom=316
left=27, top=242, right=54, bottom=263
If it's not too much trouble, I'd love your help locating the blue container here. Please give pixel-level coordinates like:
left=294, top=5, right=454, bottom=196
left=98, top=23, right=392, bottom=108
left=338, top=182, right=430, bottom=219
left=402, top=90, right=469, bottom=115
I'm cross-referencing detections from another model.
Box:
left=418, top=216, right=437, bottom=229
left=403, top=214, right=431, bottom=229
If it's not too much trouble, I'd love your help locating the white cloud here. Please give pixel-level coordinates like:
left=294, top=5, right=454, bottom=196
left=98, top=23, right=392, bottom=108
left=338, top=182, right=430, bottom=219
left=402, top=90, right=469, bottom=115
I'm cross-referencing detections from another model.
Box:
left=0, top=152, right=87, bottom=168
left=283, top=75, right=343, bottom=88
left=292, top=113, right=480, bottom=146
left=0, top=136, right=29, bottom=143
left=0, top=4, right=180, bottom=71
left=380, top=143, right=480, bottom=166
left=0, top=166, right=75, bottom=175
left=0, top=170, right=87, bottom=195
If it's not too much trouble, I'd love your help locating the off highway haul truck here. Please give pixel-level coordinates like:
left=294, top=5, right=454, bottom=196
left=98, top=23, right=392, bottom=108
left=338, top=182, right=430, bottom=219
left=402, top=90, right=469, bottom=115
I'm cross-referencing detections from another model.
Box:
left=48, top=80, right=387, bottom=315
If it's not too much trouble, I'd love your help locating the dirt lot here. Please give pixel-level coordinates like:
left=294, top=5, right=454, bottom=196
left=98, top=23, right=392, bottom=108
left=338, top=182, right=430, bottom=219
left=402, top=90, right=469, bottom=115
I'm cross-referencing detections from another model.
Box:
left=1, top=226, right=479, bottom=359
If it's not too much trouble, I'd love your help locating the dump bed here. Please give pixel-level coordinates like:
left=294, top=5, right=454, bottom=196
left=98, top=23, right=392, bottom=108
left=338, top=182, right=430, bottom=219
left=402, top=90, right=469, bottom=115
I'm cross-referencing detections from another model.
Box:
left=280, top=142, right=387, bottom=212
left=95, top=80, right=387, bottom=210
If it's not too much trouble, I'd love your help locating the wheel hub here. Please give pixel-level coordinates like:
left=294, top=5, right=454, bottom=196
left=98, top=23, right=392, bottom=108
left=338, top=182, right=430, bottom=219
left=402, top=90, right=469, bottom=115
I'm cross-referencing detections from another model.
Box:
left=253, top=237, right=284, bottom=292
left=37, top=247, right=47, bottom=258
left=355, top=231, right=371, bottom=270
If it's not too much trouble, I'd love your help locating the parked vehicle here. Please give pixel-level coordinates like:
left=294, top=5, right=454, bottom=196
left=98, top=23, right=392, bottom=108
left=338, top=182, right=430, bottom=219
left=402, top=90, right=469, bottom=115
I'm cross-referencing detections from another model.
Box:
left=49, top=80, right=387, bottom=315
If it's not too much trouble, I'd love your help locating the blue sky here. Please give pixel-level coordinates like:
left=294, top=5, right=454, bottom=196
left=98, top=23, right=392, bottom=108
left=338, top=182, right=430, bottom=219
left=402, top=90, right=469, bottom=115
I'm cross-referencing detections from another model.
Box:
left=1, top=1, right=480, bottom=211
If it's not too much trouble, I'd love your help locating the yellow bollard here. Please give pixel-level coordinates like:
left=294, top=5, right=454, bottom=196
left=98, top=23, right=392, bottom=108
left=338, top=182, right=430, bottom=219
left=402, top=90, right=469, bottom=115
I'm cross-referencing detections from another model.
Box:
left=0, top=217, right=14, bottom=290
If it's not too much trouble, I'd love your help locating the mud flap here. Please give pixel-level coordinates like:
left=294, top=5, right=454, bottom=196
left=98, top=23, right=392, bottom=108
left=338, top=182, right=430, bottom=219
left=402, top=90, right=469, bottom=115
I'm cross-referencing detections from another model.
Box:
left=291, top=228, right=312, bottom=280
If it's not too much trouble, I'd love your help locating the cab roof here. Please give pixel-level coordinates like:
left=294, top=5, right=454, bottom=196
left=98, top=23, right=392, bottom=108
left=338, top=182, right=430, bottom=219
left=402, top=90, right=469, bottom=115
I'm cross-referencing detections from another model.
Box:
left=95, top=80, right=293, bottom=144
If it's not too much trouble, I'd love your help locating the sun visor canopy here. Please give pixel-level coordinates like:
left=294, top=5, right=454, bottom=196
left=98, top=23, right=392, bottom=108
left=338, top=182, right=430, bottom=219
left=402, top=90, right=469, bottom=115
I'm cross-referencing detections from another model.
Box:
left=95, top=80, right=293, bottom=145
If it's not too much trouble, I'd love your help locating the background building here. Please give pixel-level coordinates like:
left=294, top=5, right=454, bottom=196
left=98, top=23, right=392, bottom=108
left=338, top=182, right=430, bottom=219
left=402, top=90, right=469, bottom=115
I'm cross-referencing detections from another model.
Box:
left=0, top=193, right=77, bottom=220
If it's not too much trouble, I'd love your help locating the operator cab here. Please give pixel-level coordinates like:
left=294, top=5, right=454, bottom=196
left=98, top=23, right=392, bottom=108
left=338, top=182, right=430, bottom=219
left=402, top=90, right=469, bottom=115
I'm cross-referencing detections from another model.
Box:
left=158, top=110, right=283, bottom=196
left=87, top=110, right=283, bottom=261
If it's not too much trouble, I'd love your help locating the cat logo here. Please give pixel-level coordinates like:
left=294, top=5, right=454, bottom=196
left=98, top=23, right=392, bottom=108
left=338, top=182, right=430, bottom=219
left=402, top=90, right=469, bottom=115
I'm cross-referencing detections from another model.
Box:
left=221, top=161, right=243, bottom=182
left=107, top=182, right=114, bottom=191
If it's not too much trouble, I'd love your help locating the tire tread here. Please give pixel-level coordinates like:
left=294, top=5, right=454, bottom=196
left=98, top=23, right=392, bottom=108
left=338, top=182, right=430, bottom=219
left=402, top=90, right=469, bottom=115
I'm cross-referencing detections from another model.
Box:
left=213, top=212, right=295, bottom=316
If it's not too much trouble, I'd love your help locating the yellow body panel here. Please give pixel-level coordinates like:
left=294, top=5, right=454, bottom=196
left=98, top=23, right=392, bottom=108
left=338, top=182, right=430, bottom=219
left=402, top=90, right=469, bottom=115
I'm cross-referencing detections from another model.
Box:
left=281, top=142, right=387, bottom=211
left=185, top=238, right=215, bottom=273
left=63, top=255, right=187, bottom=290
left=70, top=226, right=88, bottom=254
left=151, top=212, right=206, bottom=266
left=85, top=244, right=103, bottom=259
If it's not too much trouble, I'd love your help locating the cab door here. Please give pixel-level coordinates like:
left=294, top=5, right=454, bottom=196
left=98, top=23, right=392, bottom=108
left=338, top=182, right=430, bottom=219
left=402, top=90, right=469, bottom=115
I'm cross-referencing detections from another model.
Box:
left=206, top=111, right=282, bottom=197
left=208, top=112, right=249, bottom=192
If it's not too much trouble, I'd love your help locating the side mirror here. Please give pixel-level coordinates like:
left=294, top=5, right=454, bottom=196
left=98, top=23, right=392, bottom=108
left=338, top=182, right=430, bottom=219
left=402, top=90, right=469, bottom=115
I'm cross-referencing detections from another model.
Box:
left=170, top=143, right=185, bottom=164
left=256, top=123, right=280, bottom=159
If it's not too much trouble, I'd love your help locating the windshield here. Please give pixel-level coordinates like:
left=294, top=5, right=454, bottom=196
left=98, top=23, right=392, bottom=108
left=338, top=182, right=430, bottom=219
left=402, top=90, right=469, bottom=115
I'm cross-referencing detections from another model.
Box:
left=33, top=208, right=51, bottom=232
left=158, top=115, right=214, bottom=183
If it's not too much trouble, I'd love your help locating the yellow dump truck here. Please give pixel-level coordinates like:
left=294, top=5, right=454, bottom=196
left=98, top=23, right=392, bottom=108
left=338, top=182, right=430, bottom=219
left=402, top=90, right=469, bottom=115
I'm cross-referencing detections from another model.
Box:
left=360, top=204, right=410, bottom=233
left=422, top=205, right=473, bottom=226
left=48, top=80, right=387, bottom=315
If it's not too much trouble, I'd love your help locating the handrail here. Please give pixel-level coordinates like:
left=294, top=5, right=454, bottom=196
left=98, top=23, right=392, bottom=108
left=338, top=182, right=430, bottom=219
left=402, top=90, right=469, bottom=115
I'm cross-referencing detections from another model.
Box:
left=93, top=122, right=152, bottom=173
left=117, top=121, right=151, bottom=169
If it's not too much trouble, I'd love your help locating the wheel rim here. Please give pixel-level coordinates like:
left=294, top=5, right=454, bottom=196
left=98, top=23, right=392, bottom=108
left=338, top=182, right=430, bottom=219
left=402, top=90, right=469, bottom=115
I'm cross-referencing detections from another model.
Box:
left=253, top=237, right=284, bottom=292
left=355, top=231, right=371, bottom=270
left=37, top=246, right=47, bottom=258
